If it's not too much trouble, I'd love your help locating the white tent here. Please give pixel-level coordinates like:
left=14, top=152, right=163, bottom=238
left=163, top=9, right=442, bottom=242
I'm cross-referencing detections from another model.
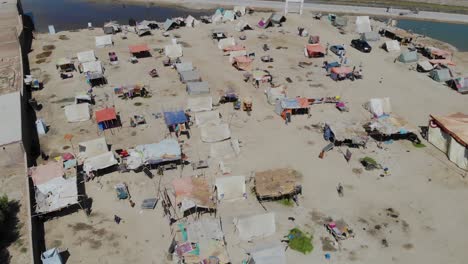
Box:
left=83, top=151, right=118, bottom=173
left=210, top=138, right=240, bottom=159
left=235, top=21, right=252, bottom=32
left=355, top=16, right=371, bottom=33
left=384, top=40, right=400, bottom=52
left=185, top=15, right=200, bottom=27
left=164, top=44, right=183, bottom=59
left=266, top=86, right=286, bottom=105
left=215, top=176, right=246, bottom=201
left=78, top=137, right=109, bottom=162
left=187, top=97, right=213, bottom=112
left=234, top=6, right=246, bottom=16
left=223, top=10, right=236, bottom=22
left=41, top=248, right=64, bottom=264
left=212, top=13, right=223, bottom=23
left=249, top=243, right=286, bottom=264
left=64, top=103, right=90, bottom=122
left=229, top=50, right=247, bottom=63
left=175, top=62, right=194, bottom=73
left=234, top=212, right=276, bottom=241
left=201, top=123, right=231, bottom=143
left=81, top=60, right=103, bottom=74
left=361, top=31, right=380, bottom=41
left=367, top=97, right=392, bottom=117
left=35, top=176, right=78, bottom=213
left=187, top=82, right=210, bottom=95
left=77, top=50, right=96, bottom=63
left=195, top=110, right=221, bottom=127
left=95, top=35, right=113, bottom=48
left=218, top=37, right=236, bottom=50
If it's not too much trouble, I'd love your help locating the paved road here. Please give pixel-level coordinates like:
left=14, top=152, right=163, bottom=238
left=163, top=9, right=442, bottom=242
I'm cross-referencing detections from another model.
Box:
left=175, top=0, right=468, bottom=23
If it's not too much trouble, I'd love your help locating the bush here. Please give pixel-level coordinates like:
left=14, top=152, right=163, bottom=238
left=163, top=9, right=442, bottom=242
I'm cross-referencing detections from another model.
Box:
left=287, top=228, right=313, bottom=254
left=277, top=198, right=294, bottom=207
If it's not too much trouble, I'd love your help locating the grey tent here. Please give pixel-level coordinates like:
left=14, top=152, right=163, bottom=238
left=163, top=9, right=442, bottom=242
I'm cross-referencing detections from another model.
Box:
left=333, top=16, right=348, bottom=27
left=187, top=82, right=210, bottom=95
left=179, top=70, right=202, bottom=83
left=41, top=248, right=64, bottom=264
left=175, top=62, right=194, bottom=73
left=270, top=13, right=286, bottom=25
left=163, top=19, right=177, bottom=31
left=430, top=69, right=451, bottom=82
left=448, top=77, right=468, bottom=94
left=361, top=31, right=380, bottom=41
left=417, top=61, right=434, bottom=72
left=398, top=51, right=418, bottom=63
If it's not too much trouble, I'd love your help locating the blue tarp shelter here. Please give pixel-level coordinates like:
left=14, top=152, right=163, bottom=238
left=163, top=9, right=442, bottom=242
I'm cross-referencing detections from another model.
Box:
left=164, top=110, right=188, bottom=126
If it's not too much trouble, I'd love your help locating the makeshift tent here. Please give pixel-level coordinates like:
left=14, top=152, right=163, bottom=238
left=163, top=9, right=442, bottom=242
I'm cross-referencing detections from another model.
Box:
left=270, top=13, right=286, bottom=25
left=103, top=21, right=120, bottom=34
left=78, top=137, right=109, bottom=162
left=398, top=51, right=418, bottom=63
left=163, top=19, right=177, bottom=31
left=175, top=62, right=193, bottom=73
left=210, top=138, right=240, bottom=159
left=448, top=77, right=468, bottom=94
left=361, top=31, right=380, bottom=41
left=365, top=114, right=417, bottom=141
left=234, top=212, right=276, bottom=240
left=266, top=86, right=286, bottom=105
left=195, top=110, right=221, bottom=127
left=139, top=20, right=159, bottom=29
left=305, top=44, right=325, bottom=58
left=429, top=113, right=468, bottom=170
left=333, top=16, right=348, bottom=27
left=185, top=218, right=225, bottom=242
left=64, top=103, right=90, bottom=122
left=430, top=68, right=451, bottom=82
left=384, top=40, right=400, bottom=52
left=429, top=59, right=456, bottom=66
left=81, top=60, right=103, bottom=74
left=131, top=139, right=181, bottom=167
left=215, top=176, right=246, bottom=201
left=367, top=97, right=392, bottom=117
left=330, top=67, right=353, bottom=81
left=380, top=28, right=413, bottom=43
left=235, top=21, right=252, bottom=32
left=355, top=16, right=371, bottom=33
left=165, top=44, right=183, bottom=59
left=56, top=58, right=74, bottom=72
left=83, top=151, right=118, bottom=173
left=234, top=6, right=246, bottom=16
left=86, top=72, right=107, bottom=87
left=129, top=44, right=150, bottom=57
left=257, top=16, right=273, bottom=29
left=180, top=70, right=201, bottom=83
left=136, top=24, right=151, bottom=36
left=223, top=10, right=236, bottom=22
left=228, top=50, right=248, bottom=63
left=275, top=98, right=310, bottom=119
left=185, top=15, right=199, bottom=27
left=187, top=96, right=212, bottom=112
left=187, top=81, right=210, bottom=95
left=417, top=61, right=434, bottom=72
left=325, top=121, right=369, bottom=147
left=212, top=11, right=223, bottom=23
left=95, top=35, right=112, bottom=48
left=212, top=29, right=227, bottom=40
left=218, top=37, right=236, bottom=50
left=425, top=47, right=451, bottom=59
left=30, top=162, right=65, bottom=186
left=77, top=50, right=96, bottom=63
left=224, top=44, right=246, bottom=53
left=95, top=107, right=119, bottom=131
left=41, top=248, right=64, bottom=264
left=172, top=177, right=216, bottom=214
left=232, top=56, right=253, bottom=71
left=200, top=123, right=231, bottom=143
left=248, top=243, right=286, bottom=264
left=164, top=110, right=188, bottom=127
left=255, top=168, right=298, bottom=199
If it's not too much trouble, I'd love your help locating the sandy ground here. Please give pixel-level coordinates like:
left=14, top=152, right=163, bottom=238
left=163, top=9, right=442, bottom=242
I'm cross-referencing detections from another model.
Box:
left=28, top=12, right=468, bottom=264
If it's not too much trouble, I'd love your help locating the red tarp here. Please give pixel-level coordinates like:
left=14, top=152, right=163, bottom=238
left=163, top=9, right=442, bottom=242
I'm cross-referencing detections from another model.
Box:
left=95, top=107, right=117, bottom=123
left=429, top=59, right=456, bottom=66
left=331, top=67, right=352, bottom=74
left=306, top=44, right=325, bottom=57
left=128, top=44, right=150, bottom=53
left=297, top=97, right=310, bottom=108
left=224, top=45, right=246, bottom=52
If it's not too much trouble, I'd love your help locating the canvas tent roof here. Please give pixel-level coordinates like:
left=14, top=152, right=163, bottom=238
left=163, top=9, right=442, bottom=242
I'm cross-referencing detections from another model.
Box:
left=234, top=6, right=246, bottom=16
left=129, top=44, right=150, bottom=53
left=185, top=15, right=199, bottom=27
left=175, top=62, right=193, bottom=73
left=270, top=13, right=285, bottom=24
left=215, top=176, right=246, bottom=201
left=249, top=242, right=286, bottom=264
left=417, top=61, right=434, bottom=71
left=431, top=68, right=451, bottom=82
left=200, top=123, right=231, bottom=142
left=164, top=110, right=188, bottom=126
left=218, top=37, right=236, bottom=50
left=187, top=81, right=210, bottom=95
left=234, top=212, right=276, bottom=241
left=195, top=110, right=221, bottom=127
left=95, top=35, right=112, bottom=48
left=266, top=86, right=286, bottom=105
left=95, top=107, right=117, bottom=122
left=77, top=50, right=96, bottom=63
left=135, top=139, right=181, bottom=163
left=361, top=31, right=380, bottom=41
left=355, top=16, right=371, bottom=33
left=399, top=51, right=418, bottom=63
left=56, top=57, right=72, bottom=66
left=172, top=177, right=215, bottom=212
left=78, top=137, right=109, bottom=162
left=210, top=138, right=240, bottom=159
left=165, top=44, right=183, bottom=59
left=255, top=168, right=297, bottom=198
left=35, top=175, right=78, bottom=213
left=83, top=151, right=118, bottom=173
left=0, top=92, right=22, bottom=146
left=163, top=19, right=176, bottom=31
left=64, top=103, right=90, bottom=122
left=430, top=113, right=468, bottom=147
left=305, top=43, right=325, bottom=57
left=82, top=60, right=103, bottom=74
left=384, top=40, right=400, bottom=52
left=186, top=218, right=224, bottom=242
left=180, top=70, right=201, bottom=83
left=187, top=96, right=212, bottom=112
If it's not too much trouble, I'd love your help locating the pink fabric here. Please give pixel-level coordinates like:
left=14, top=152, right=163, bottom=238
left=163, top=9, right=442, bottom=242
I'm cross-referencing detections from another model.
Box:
left=30, top=162, right=64, bottom=186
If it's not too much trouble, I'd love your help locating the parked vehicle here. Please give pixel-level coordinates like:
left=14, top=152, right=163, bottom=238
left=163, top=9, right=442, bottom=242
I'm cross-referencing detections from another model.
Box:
left=351, top=39, right=372, bottom=53
left=330, top=45, right=346, bottom=56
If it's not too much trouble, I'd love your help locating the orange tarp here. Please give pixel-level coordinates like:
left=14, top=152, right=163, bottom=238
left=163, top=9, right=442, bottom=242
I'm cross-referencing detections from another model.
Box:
left=95, top=107, right=117, bottom=123
left=224, top=45, right=246, bottom=52
left=331, top=67, right=352, bottom=74
left=129, top=44, right=150, bottom=53
left=431, top=48, right=451, bottom=58
left=172, top=177, right=215, bottom=209
left=297, top=97, right=309, bottom=108
left=306, top=44, right=325, bottom=55
left=430, top=113, right=468, bottom=147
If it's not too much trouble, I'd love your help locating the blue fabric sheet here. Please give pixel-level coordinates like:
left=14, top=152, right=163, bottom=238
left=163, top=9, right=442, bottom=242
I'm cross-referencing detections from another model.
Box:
left=164, top=111, right=188, bottom=126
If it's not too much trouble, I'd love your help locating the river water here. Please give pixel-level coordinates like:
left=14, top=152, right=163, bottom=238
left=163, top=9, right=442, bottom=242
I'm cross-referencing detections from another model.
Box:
left=21, top=0, right=468, bottom=51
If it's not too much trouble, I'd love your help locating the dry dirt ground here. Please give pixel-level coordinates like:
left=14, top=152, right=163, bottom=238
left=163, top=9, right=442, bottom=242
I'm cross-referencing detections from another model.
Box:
left=29, top=12, right=467, bottom=264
